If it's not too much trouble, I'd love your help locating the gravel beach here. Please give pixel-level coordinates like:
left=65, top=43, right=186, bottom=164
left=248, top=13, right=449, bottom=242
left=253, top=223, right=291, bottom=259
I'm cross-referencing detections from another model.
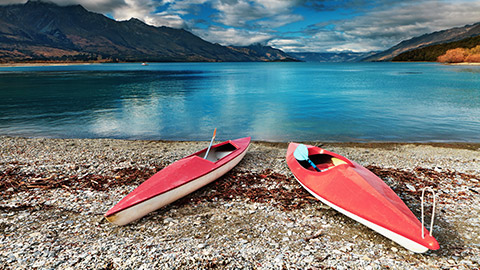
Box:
left=1, top=136, right=479, bottom=269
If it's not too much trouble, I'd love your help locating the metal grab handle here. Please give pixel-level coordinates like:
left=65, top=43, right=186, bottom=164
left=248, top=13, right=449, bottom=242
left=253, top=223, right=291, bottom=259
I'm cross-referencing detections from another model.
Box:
left=421, top=187, right=436, bottom=239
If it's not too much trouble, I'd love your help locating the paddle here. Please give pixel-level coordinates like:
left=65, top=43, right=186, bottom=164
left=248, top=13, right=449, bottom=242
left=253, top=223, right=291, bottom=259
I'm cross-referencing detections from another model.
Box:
left=294, top=144, right=321, bottom=172
left=204, top=128, right=217, bottom=159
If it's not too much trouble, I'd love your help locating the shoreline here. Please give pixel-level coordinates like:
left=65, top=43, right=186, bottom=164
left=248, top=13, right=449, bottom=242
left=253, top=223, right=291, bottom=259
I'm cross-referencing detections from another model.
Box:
left=2, top=61, right=480, bottom=68
left=447, top=62, right=480, bottom=66
left=2, top=135, right=480, bottom=150
left=0, top=62, right=103, bottom=67
left=1, top=136, right=479, bottom=269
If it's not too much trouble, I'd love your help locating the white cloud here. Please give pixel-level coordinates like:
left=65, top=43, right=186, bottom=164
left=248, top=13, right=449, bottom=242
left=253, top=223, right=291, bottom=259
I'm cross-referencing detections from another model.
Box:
left=167, top=0, right=208, bottom=13
left=110, top=0, right=152, bottom=20
left=257, top=13, right=303, bottom=29
left=204, top=0, right=480, bottom=51
left=4, top=0, right=480, bottom=52
left=106, top=0, right=187, bottom=28
left=194, top=26, right=273, bottom=46
left=147, top=12, right=187, bottom=28
left=267, top=38, right=306, bottom=52
left=0, top=0, right=27, bottom=4
left=309, top=0, right=480, bottom=52
left=211, top=0, right=302, bottom=28
left=65, top=0, right=128, bottom=13
left=113, top=0, right=211, bottom=28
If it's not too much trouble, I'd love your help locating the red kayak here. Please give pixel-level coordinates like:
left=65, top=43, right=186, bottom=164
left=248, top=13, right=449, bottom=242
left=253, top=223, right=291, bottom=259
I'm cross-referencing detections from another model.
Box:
left=105, top=137, right=250, bottom=225
left=286, top=142, right=439, bottom=253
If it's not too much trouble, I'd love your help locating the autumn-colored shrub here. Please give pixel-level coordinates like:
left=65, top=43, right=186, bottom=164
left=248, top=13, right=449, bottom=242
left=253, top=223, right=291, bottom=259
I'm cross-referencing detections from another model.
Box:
left=437, top=45, right=480, bottom=63
left=465, top=54, right=480, bottom=62
left=437, top=48, right=467, bottom=63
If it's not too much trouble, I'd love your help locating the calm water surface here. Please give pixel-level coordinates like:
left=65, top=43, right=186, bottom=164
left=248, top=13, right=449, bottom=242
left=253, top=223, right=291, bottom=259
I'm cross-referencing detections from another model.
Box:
left=0, top=62, right=479, bottom=142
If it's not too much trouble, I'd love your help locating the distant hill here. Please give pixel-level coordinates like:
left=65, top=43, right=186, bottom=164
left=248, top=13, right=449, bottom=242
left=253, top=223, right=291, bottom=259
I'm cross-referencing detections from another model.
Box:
left=392, top=35, right=480, bottom=62
left=289, top=52, right=377, bottom=62
left=364, top=22, right=480, bottom=62
left=0, top=1, right=295, bottom=63
left=229, top=44, right=298, bottom=62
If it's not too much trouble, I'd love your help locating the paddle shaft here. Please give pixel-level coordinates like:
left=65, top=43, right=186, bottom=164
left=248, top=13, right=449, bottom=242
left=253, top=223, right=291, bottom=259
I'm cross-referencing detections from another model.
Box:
left=204, top=128, right=217, bottom=159
left=307, top=159, right=321, bottom=172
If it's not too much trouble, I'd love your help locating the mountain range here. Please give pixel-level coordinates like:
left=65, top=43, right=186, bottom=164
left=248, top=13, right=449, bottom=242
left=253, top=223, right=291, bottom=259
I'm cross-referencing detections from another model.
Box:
left=2, top=1, right=479, bottom=63
left=0, top=1, right=296, bottom=63
left=364, top=22, right=480, bottom=61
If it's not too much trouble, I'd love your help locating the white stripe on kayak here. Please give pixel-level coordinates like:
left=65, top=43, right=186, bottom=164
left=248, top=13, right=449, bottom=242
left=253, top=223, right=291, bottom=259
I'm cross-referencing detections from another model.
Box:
left=294, top=176, right=429, bottom=253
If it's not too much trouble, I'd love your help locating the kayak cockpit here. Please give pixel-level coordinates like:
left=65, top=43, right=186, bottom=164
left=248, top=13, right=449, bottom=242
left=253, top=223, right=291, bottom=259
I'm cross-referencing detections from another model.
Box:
left=195, top=142, right=237, bottom=162
left=298, top=154, right=347, bottom=172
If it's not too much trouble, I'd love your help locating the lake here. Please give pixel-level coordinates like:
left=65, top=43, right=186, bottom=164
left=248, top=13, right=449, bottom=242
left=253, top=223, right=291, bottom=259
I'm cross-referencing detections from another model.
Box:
left=0, top=62, right=479, bottom=142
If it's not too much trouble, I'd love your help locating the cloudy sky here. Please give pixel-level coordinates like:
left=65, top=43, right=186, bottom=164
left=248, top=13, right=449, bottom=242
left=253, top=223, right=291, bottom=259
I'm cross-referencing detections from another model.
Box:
left=3, top=0, right=480, bottom=52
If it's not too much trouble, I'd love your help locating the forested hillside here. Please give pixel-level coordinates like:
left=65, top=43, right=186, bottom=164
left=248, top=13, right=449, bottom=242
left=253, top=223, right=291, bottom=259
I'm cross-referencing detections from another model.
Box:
left=392, top=35, right=480, bottom=62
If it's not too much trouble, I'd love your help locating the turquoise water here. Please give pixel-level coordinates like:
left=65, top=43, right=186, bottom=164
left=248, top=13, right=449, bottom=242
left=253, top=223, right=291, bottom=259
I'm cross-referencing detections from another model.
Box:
left=0, top=62, right=479, bottom=142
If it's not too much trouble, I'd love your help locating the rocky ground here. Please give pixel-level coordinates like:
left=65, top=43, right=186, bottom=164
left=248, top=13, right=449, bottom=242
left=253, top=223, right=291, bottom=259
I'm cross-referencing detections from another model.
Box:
left=0, top=136, right=479, bottom=269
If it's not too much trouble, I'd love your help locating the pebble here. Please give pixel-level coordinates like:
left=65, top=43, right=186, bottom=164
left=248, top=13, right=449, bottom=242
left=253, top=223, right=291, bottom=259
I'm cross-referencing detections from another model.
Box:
left=0, top=137, right=479, bottom=269
left=406, top=184, right=416, bottom=192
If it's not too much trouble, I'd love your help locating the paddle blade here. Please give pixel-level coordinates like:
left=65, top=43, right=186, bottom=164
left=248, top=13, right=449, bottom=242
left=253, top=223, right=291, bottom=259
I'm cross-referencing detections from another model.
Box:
left=212, top=128, right=217, bottom=139
left=294, top=144, right=321, bottom=172
left=293, top=144, right=309, bottom=161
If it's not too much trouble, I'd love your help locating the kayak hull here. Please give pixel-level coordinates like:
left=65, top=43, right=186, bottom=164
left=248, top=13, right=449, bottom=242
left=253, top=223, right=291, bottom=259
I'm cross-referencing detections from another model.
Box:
left=105, top=137, right=250, bottom=225
left=286, top=143, right=439, bottom=253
